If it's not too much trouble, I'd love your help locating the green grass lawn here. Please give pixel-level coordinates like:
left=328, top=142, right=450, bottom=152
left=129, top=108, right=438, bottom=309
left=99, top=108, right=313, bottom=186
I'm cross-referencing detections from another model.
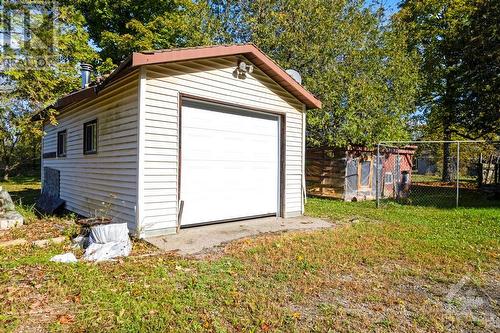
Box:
left=412, top=173, right=477, bottom=184
left=1, top=178, right=499, bottom=332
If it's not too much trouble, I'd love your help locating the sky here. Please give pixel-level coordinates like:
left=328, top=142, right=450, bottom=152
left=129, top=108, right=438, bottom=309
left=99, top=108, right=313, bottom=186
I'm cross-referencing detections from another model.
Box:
left=372, top=0, right=402, bottom=16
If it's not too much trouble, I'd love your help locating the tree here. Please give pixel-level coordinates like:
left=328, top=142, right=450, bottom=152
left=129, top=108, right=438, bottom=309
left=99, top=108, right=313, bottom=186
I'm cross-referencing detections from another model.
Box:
left=0, top=3, right=97, bottom=180
left=223, top=0, right=420, bottom=148
left=452, top=0, right=500, bottom=138
left=396, top=0, right=499, bottom=181
left=74, top=0, right=419, bottom=148
left=73, top=0, right=219, bottom=64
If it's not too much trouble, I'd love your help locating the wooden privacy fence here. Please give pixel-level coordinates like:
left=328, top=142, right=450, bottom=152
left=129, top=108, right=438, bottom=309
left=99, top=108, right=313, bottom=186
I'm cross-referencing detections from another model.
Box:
left=306, top=146, right=386, bottom=201
left=305, top=148, right=346, bottom=198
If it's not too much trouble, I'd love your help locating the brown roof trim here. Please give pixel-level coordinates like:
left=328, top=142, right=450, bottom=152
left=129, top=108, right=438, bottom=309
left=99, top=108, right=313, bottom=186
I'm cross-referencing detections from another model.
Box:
left=31, top=86, right=97, bottom=121
left=34, top=44, right=321, bottom=121
left=31, top=57, right=134, bottom=121
left=131, top=44, right=321, bottom=109
left=54, top=86, right=97, bottom=110
left=98, top=55, right=132, bottom=88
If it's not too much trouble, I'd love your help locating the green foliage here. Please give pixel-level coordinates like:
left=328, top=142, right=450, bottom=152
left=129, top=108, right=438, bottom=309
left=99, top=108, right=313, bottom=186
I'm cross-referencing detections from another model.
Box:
left=451, top=0, right=500, bottom=138
left=0, top=3, right=98, bottom=180
left=219, top=0, right=420, bottom=147
left=73, top=0, right=219, bottom=63
left=396, top=0, right=499, bottom=181
left=396, top=0, right=499, bottom=140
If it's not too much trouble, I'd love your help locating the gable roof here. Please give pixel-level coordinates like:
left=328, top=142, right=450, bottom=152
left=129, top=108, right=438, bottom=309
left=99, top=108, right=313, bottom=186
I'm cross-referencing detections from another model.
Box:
left=35, top=44, right=321, bottom=119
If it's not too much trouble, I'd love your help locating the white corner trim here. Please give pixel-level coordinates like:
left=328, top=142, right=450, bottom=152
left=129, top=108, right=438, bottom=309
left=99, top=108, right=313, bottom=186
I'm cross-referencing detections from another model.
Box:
left=301, top=104, right=307, bottom=213
left=176, top=91, right=182, bottom=232
left=136, top=67, right=147, bottom=237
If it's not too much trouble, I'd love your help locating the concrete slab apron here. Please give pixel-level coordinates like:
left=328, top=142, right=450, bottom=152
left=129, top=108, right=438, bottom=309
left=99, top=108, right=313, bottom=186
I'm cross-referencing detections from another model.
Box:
left=145, top=216, right=333, bottom=255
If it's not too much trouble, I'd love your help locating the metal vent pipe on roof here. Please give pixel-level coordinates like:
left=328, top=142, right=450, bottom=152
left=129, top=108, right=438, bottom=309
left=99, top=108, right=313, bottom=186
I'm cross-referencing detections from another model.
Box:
left=80, top=63, right=93, bottom=88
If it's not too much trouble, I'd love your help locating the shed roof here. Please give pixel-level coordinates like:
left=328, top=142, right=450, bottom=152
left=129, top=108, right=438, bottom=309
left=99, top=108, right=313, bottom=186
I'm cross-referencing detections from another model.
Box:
left=37, top=44, right=321, bottom=119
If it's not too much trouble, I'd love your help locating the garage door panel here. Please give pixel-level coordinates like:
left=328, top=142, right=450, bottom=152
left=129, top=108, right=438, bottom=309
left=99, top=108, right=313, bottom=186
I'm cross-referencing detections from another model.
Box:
left=180, top=100, right=279, bottom=226
left=182, top=129, right=276, bottom=162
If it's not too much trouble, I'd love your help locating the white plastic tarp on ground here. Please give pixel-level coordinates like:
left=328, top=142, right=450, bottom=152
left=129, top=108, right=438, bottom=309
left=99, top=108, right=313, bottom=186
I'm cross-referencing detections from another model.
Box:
left=83, top=223, right=131, bottom=261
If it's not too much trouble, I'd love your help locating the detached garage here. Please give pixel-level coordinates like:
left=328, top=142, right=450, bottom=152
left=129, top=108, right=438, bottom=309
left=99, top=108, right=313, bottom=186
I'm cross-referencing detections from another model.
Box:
left=37, top=44, right=321, bottom=238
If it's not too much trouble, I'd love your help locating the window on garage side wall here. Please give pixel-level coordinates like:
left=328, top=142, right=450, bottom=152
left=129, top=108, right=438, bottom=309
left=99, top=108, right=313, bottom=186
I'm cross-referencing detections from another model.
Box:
left=83, top=119, right=97, bottom=154
left=57, top=130, right=67, bottom=157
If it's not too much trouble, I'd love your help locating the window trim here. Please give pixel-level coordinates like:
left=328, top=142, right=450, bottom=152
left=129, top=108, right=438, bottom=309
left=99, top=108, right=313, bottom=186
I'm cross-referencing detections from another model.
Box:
left=83, top=119, right=98, bottom=155
left=57, top=129, right=67, bottom=157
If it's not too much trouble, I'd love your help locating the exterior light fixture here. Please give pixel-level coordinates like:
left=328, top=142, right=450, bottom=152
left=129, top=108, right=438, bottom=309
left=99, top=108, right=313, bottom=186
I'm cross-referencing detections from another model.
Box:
left=234, top=60, right=254, bottom=79
left=238, top=61, right=254, bottom=73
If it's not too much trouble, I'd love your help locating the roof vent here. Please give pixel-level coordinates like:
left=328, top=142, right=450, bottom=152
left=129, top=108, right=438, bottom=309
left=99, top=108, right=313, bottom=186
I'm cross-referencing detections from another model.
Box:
left=285, top=69, right=302, bottom=85
left=80, top=63, right=93, bottom=88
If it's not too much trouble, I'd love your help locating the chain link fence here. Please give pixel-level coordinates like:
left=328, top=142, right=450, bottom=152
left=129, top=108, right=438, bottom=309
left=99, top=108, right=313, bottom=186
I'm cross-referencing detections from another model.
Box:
left=375, top=141, right=500, bottom=208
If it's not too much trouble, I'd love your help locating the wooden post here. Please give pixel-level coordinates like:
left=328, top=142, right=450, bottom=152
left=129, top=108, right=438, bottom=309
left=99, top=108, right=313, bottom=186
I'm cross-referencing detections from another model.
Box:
left=478, top=162, right=483, bottom=187
left=486, top=155, right=493, bottom=184
left=495, top=156, right=500, bottom=184
left=321, top=148, right=324, bottom=195
left=376, top=144, right=380, bottom=208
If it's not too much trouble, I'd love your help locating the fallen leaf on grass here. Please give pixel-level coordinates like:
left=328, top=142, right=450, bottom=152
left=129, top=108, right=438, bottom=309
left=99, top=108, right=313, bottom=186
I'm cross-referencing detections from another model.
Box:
left=261, top=323, right=271, bottom=331
left=57, top=314, right=75, bottom=324
left=29, top=300, right=42, bottom=309
left=67, top=294, right=81, bottom=304
left=7, top=286, right=18, bottom=293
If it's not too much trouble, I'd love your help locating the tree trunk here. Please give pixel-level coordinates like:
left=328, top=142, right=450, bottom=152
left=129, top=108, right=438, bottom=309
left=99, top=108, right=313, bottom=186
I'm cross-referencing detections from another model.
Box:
left=3, top=167, right=9, bottom=182
left=442, top=130, right=452, bottom=182
left=2, top=152, right=14, bottom=182
left=442, top=69, right=454, bottom=183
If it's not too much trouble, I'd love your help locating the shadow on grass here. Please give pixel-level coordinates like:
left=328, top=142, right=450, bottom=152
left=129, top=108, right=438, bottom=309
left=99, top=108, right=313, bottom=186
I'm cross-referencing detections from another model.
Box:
left=1, top=175, right=41, bottom=207
left=8, top=188, right=40, bottom=207
left=2, top=176, right=76, bottom=221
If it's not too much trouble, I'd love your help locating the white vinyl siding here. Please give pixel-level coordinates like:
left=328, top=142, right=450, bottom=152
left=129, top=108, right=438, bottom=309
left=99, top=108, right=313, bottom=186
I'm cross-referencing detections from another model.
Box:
left=141, top=56, right=305, bottom=236
left=41, top=72, right=139, bottom=231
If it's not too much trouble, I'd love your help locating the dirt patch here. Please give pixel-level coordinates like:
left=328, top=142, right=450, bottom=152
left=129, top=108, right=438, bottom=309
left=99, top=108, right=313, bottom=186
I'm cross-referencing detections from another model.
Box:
left=290, top=267, right=500, bottom=332
left=1, top=265, right=79, bottom=332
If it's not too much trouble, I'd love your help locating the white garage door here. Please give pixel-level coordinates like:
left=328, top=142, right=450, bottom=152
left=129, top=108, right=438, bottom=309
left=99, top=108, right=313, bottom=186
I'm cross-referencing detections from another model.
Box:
left=180, top=99, right=280, bottom=226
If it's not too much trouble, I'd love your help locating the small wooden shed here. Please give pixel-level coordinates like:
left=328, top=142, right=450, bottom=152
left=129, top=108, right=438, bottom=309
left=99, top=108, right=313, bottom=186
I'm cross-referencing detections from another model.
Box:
left=36, top=44, right=321, bottom=238
left=305, top=146, right=415, bottom=201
